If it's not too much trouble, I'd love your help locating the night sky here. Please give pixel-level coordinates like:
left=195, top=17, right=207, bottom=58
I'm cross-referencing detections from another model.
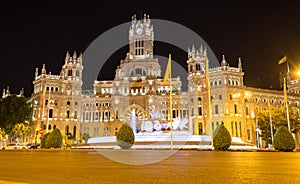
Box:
left=1, top=0, right=300, bottom=96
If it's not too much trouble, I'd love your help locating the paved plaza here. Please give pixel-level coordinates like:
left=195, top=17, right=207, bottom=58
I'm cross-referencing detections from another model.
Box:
left=0, top=149, right=300, bottom=184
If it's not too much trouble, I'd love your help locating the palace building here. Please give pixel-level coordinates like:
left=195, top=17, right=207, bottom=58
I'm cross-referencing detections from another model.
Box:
left=30, top=14, right=300, bottom=146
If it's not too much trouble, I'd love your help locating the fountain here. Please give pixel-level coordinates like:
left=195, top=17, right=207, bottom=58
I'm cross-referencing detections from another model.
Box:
left=130, top=108, right=137, bottom=134
left=86, top=104, right=256, bottom=151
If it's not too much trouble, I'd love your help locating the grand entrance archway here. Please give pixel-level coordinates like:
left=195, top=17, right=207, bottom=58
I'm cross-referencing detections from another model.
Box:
left=123, top=104, right=145, bottom=121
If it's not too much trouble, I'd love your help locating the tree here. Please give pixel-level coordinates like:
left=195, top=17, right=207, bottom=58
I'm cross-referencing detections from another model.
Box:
left=11, top=123, right=31, bottom=143
left=116, top=123, right=135, bottom=149
left=257, top=108, right=300, bottom=144
left=41, top=132, right=50, bottom=148
left=0, top=94, right=32, bottom=135
left=45, top=128, right=63, bottom=148
left=273, top=126, right=295, bottom=152
left=212, top=124, right=232, bottom=151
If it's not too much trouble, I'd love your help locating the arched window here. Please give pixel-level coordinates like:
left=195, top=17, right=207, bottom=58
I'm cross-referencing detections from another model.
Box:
left=65, top=125, right=69, bottom=135
left=67, top=101, right=71, bottom=106
left=228, top=79, right=231, bottom=85
left=214, top=81, right=217, bottom=86
left=66, top=110, right=70, bottom=119
left=68, top=69, right=72, bottom=76
left=196, top=63, right=201, bottom=71
left=218, top=80, right=222, bottom=85
left=198, top=106, right=202, bottom=116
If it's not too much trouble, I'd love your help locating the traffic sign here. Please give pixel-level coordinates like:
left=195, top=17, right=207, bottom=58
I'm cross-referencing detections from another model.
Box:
left=39, top=129, right=44, bottom=135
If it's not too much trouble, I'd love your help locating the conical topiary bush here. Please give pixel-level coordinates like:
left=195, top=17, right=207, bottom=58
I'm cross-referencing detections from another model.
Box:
left=213, top=124, right=232, bottom=151
left=273, top=126, right=295, bottom=152
left=116, top=123, right=135, bottom=149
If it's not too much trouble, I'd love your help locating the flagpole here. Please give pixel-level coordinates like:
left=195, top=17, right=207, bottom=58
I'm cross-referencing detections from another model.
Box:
left=169, top=54, right=173, bottom=150
left=268, top=96, right=274, bottom=143
left=41, top=86, right=46, bottom=130
left=278, top=55, right=291, bottom=132
left=284, top=78, right=291, bottom=131
left=46, top=88, right=51, bottom=133
left=205, top=57, right=213, bottom=150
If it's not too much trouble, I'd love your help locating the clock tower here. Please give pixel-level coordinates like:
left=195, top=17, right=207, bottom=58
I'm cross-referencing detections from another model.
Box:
left=129, top=14, right=154, bottom=59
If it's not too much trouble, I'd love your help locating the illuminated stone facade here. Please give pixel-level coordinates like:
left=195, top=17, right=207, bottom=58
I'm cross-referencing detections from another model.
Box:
left=30, top=14, right=300, bottom=145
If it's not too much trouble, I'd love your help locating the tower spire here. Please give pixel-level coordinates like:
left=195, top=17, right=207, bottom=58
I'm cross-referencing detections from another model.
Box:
left=221, top=54, right=227, bottom=67
left=73, top=51, right=77, bottom=60
left=35, top=68, right=39, bottom=79
left=65, top=51, right=70, bottom=64
left=42, top=64, right=46, bottom=75
left=238, top=57, right=242, bottom=71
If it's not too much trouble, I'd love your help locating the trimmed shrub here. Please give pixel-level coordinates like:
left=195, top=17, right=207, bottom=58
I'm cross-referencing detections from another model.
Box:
left=213, top=124, right=232, bottom=151
left=116, top=123, right=135, bottom=149
left=273, top=126, right=295, bottom=152
left=45, top=128, right=63, bottom=148
left=41, top=133, right=50, bottom=148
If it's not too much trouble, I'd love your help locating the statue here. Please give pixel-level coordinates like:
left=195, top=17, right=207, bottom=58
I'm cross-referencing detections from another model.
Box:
left=150, top=105, right=160, bottom=119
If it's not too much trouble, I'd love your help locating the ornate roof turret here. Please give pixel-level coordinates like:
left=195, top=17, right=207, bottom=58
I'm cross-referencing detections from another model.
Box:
left=77, top=52, right=83, bottom=64
left=35, top=68, right=38, bottom=79
left=238, top=57, right=242, bottom=72
left=73, top=51, right=77, bottom=61
left=188, top=44, right=207, bottom=59
left=41, top=64, right=46, bottom=76
left=221, top=55, right=227, bottom=67
left=65, top=51, right=70, bottom=64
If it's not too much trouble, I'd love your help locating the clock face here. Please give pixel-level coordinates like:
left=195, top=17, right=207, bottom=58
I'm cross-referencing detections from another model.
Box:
left=136, top=28, right=143, bottom=35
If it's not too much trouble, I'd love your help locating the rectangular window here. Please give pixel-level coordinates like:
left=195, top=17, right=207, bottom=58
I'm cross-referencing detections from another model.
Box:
left=74, top=111, right=77, bottom=119
left=172, top=110, right=176, bottom=118
left=115, top=110, right=119, bottom=119
left=235, top=122, right=238, bottom=137
left=231, top=122, right=234, bottom=136
left=49, top=109, right=53, bottom=118
left=95, top=111, right=99, bottom=121
left=182, top=109, right=187, bottom=118
left=239, top=122, right=242, bottom=137
left=247, top=128, right=251, bottom=141
left=198, top=123, right=203, bottom=135
left=215, top=104, right=218, bottom=114
left=246, top=106, right=249, bottom=115
left=85, top=112, right=89, bottom=121
left=219, top=95, right=222, bottom=100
